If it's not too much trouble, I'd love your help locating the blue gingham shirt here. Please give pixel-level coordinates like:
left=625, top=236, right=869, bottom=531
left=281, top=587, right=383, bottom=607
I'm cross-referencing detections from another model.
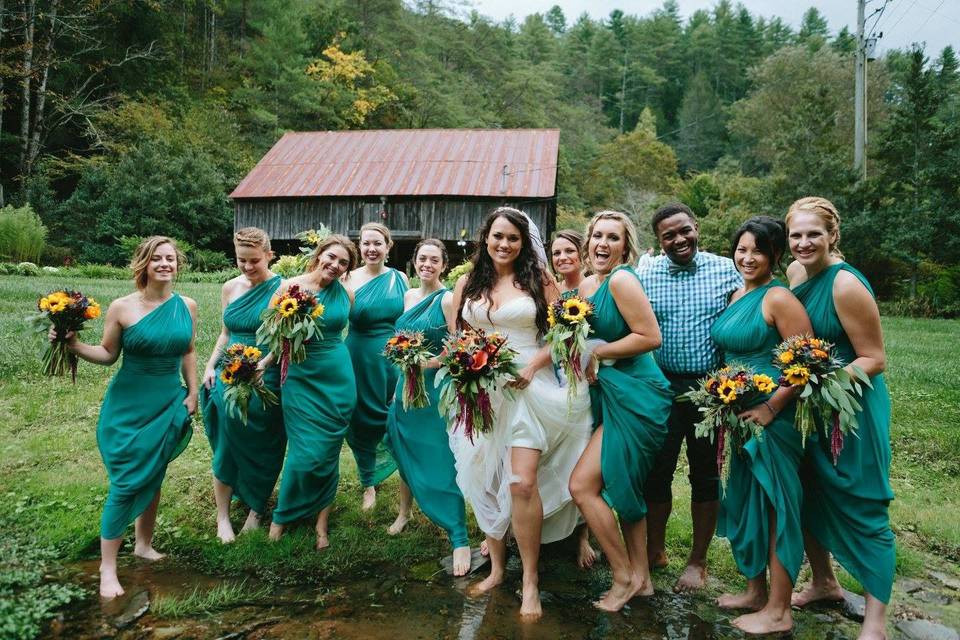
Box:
left=637, top=251, right=742, bottom=375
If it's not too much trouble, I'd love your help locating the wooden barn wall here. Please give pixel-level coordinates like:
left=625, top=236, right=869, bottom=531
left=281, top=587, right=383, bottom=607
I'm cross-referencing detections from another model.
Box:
left=233, top=198, right=556, bottom=243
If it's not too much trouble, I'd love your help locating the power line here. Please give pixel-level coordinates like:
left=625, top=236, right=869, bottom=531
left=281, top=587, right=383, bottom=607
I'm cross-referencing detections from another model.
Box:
left=887, top=0, right=920, bottom=32
left=911, top=0, right=947, bottom=41
left=867, top=0, right=893, bottom=38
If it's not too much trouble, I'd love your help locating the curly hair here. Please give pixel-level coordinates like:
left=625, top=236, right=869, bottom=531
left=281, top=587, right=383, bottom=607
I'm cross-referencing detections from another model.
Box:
left=457, top=207, right=549, bottom=336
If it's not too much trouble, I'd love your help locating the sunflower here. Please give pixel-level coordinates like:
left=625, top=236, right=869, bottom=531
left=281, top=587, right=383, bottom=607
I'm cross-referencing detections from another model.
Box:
left=311, top=302, right=325, bottom=318
left=778, top=350, right=795, bottom=364
left=38, top=297, right=50, bottom=311
left=783, top=365, right=810, bottom=386
left=227, top=360, right=242, bottom=374
left=562, top=298, right=591, bottom=323
left=48, top=299, right=68, bottom=313
left=279, top=298, right=299, bottom=317
left=220, top=369, right=235, bottom=385
left=718, top=379, right=738, bottom=404
left=753, top=374, right=776, bottom=394
left=243, top=346, right=261, bottom=360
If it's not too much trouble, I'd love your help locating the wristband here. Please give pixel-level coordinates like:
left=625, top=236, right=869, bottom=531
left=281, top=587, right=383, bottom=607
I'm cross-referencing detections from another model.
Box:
left=762, top=400, right=776, bottom=417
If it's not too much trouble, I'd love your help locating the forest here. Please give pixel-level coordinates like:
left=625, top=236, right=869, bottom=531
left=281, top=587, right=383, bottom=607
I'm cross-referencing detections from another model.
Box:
left=0, top=0, right=958, bottom=314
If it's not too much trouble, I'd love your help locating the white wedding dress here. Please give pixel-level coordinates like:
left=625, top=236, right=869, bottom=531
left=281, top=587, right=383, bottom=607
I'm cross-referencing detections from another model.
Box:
left=448, top=296, right=592, bottom=543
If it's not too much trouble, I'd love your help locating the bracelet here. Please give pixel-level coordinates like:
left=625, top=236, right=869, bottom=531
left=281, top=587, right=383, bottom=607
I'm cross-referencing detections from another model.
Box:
left=762, top=400, right=776, bottom=417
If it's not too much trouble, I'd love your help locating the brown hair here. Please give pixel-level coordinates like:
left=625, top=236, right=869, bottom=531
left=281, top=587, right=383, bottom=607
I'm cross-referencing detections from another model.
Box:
left=585, top=210, right=640, bottom=270
left=413, top=238, right=448, bottom=268
left=130, top=236, right=184, bottom=290
left=785, top=196, right=844, bottom=259
left=234, top=226, right=271, bottom=252
left=359, top=221, right=393, bottom=248
left=308, top=234, right=359, bottom=273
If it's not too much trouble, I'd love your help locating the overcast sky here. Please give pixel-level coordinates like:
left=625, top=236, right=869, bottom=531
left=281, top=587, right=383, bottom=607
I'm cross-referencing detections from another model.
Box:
left=464, top=0, right=958, bottom=57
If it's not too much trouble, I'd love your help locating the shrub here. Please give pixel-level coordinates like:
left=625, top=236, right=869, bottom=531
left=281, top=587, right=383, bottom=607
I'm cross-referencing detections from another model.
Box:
left=41, top=245, right=74, bottom=267
left=444, top=260, right=473, bottom=288
left=0, top=263, right=17, bottom=275
left=0, top=204, right=47, bottom=263
left=41, top=266, right=59, bottom=273
left=189, top=248, right=232, bottom=272
left=178, top=269, right=239, bottom=283
left=273, top=255, right=303, bottom=278
left=63, top=264, right=131, bottom=280
left=16, top=262, right=40, bottom=276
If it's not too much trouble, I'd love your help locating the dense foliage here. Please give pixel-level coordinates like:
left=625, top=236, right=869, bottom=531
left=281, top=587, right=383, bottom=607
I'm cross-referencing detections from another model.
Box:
left=0, top=1, right=957, bottom=308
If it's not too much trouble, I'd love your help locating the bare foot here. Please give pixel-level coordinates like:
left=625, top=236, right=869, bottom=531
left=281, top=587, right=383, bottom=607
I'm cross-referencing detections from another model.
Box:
left=240, top=510, right=260, bottom=534
left=387, top=513, right=409, bottom=536
left=268, top=523, right=284, bottom=541
left=594, top=575, right=648, bottom=612
left=673, top=563, right=707, bottom=594
left=216, top=517, right=236, bottom=544
left=480, top=539, right=489, bottom=556
left=467, top=571, right=503, bottom=596
left=99, top=568, right=125, bottom=599
left=133, top=545, right=165, bottom=561
left=361, top=487, right=376, bottom=512
left=649, top=550, right=669, bottom=569
left=732, top=608, right=793, bottom=635
left=519, top=582, right=542, bottom=619
left=791, top=580, right=843, bottom=608
left=857, top=625, right=887, bottom=640
left=452, top=546, right=472, bottom=577
left=577, top=536, right=597, bottom=569
left=316, top=532, right=330, bottom=551
left=718, top=589, right=767, bottom=610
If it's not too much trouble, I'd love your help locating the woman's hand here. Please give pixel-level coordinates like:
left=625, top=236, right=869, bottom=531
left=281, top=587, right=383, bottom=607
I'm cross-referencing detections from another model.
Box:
left=738, top=403, right=776, bottom=427
left=510, top=364, right=537, bottom=390
left=48, top=327, right=78, bottom=349
left=424, top=356, right=441, bottom=370
left=584, top=354, right=599, bottom=384
left=202, top=366, right=217, bottom=390
left=183, top=392, right=198, bottom=416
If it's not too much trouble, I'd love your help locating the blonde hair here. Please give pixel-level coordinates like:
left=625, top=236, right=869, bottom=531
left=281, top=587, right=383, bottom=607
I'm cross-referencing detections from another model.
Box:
left=130, top=236, right=185, bottom=290
left=234, top=227, right=271, bottom=252
left=585, top=210, right=640, bottom=270
left=785, top=196, right=844, bottom=259
left=359, top=221, right=393, bottom=248
left=308, top=234, right=359, bottom=273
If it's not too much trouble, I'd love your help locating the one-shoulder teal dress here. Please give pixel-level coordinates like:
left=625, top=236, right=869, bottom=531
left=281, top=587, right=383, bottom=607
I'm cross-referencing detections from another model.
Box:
left=97, top=294, right=193, bottom=540
left=712, top=281, right=804, bottom=583
left=793, top=263, right=895, bottom=603
left=587, top=266, right=672, bottom=522
left=272, top=280, right=356, bottom=524
left=201, top=275, right=286, bottom=515
left=346, top=268, right=407, bottom=488
left=385, top=289, right=468, bottom=548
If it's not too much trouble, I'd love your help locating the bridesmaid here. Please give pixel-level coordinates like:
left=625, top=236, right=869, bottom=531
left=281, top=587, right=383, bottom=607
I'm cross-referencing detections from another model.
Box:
left=343, top=222, right=409, bottom=511
left=786, top=197, right=895, bottom=640
left=384, top=239, right=471, bottom=575
left=201, top=227, right=286, bottom=543
left=550, top=229, right=585, bottom=293
left=569, top=211, right=672, bottom=611
left=267, top=235, right=359, bottom=550
left=711, top=216, right=812, bottom=635
left=53, top=236, right=197, bottom=598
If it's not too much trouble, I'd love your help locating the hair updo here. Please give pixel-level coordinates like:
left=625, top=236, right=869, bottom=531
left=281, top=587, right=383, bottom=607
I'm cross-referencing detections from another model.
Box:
left=731, top=215, right=787, bottom=271
left=234, top=227, right=271, bottom=252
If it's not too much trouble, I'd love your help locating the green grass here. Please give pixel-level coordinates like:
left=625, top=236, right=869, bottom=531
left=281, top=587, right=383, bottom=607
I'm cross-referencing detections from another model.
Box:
left=150, top=579, right=272, bottom=618
left=0, top=274, right=958, bottom=595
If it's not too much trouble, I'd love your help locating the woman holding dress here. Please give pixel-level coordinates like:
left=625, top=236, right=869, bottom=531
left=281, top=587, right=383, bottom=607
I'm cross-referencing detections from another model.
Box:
left=52, top=236, right=197, bottom=598
left=343, top=222, right=409, bottom=511
left=568, top=211, right=672, bottom=611
left=710, top=216, right=813, bottom=635
left=201, top=227, right=286, bottom=543
left=266, top=235, right=359, bottom=551
left=786, top=197, right=895, bottom=640
left=449, top=207, right=592, bottom=618
left=385, top=239, right=472, bottom=575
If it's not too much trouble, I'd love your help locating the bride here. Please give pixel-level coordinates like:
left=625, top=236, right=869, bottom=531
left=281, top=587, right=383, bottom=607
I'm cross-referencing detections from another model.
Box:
left=448, top=207, right=592, bottom=619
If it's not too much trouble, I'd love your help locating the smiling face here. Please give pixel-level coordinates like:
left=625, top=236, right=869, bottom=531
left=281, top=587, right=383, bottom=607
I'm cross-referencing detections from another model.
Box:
left=589, top=219, right=627, bottom=275
left=485, top=215, right=524, bottom=268
left=147, top=242, right=179, bottom=284
left=734, top=231, right=773, bottom=285
left=551, top=237, right=581, bottom=277
left=360, top=229, right=389, bottom=266
left=235, top=244, right=273, bottom=281
left=314, top=243, right=352, bottom=284
left=787, top=210, right=835, bottom=268
left=655, top=212, right=699, bottom=265
left=415, top=243, right=446, bottom=286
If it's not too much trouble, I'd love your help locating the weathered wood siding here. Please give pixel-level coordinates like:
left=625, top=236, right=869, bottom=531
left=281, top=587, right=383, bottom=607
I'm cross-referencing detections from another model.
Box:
left=234, top=197, right=556, bottom=242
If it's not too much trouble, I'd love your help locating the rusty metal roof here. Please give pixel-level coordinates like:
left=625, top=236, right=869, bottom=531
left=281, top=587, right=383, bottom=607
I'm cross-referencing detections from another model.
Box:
left=230, top=129, right=559, bottom=199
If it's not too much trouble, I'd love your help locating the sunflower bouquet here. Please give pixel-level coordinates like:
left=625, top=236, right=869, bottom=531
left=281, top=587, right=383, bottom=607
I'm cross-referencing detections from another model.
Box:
left=294, top=225, right=331, bottom=272
left=31, top=289, right=102, bottom=382
left=435, top=328, right=519, bottom=443
left=544, top=294, right=594, bottom=409
left=383, top=331, right=433, bottom=410
left=218, top=343, right=278, bottom=425
left=256, top=284, right=325, bottom=385
left=683, top=363, right=776, bottom=489
left=773, top=335, right=872, bottom=464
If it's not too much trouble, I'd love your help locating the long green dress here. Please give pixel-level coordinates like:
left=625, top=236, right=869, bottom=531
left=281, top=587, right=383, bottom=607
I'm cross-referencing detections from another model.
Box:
left=97, top=294, right=193, bottom=540
left=385, top=289, right=468, bottom=548
left=272, top=280, right=356, bottom=525
left=587, top=265, right=672, bottom=522
left=712, top=281, right=804, bottom=583
left=201, top=275, right=286, bottom=515
left=793, top=262, right=895, bottom=603
left=346, top=268, right=407, bottom=487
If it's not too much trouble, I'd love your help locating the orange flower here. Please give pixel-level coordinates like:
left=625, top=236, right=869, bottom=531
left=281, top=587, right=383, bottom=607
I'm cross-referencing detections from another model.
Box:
left=812, top=349, right=829, bottom=360
left=469, top=349, right=489, bottom=371
left=84, top=304, right=101, bottom=319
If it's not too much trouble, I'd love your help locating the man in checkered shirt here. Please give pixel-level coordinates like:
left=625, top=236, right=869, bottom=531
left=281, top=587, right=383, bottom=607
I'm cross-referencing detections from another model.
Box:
left=637, top=202, right=742, bottom=593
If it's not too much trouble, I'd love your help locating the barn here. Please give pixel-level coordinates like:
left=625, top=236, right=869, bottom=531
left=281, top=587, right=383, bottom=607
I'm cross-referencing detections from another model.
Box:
left=229, top=128, right=560, bottom=265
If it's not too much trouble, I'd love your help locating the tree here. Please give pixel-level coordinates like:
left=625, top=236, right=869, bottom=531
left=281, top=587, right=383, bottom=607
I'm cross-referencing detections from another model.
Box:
left=545, top=5, right=566, bottom=35
left=797, top=8, right=828, bottom=50
left=676, top=70, right=726, bottom=172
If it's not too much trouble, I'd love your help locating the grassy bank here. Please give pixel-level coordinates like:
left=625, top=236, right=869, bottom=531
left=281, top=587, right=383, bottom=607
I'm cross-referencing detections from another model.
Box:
left=0, top=275, right=958, bottom=616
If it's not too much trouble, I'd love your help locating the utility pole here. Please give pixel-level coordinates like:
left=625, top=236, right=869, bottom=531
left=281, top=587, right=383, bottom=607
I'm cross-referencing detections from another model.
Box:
left=854, top=0, right=867, bottom=178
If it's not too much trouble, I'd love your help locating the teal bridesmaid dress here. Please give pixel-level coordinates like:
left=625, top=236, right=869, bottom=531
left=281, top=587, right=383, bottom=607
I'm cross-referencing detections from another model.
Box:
left=272, top=280, right=357, bottom=525
left=201, top=275, right=286, bottom=515
left=712, top=281, right=804, bottom=583
left=793, top=263, right=895, bottom=604
left=346, top=268, right=407, bottom=487
left=97, top=294, right=193, bottom=540
left=587, top=266, right=672, bottom=522
left=385, top=289, right=468, bottom=549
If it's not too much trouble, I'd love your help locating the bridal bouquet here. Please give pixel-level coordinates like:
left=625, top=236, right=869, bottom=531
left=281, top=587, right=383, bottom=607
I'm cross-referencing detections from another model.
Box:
left=683, top=363, right=776, bottom=489
left=435, top=328, right=519, bottom=443
left=294, top=225, right=331, bottom=273
left=32, top=289, right=101, bottom=382
left=218, top=343, right=278, bottom=425
left=545, top=294, right=594, bottom=409
left=256, top=284, right=325, bottom=385
left=773, top=335, right=871, bottom=464
left=383, top=331, right=433, bottom=410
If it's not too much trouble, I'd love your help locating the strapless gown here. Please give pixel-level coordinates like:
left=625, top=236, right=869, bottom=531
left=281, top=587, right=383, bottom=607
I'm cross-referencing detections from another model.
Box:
left=448, top=296, right=592, bottom=543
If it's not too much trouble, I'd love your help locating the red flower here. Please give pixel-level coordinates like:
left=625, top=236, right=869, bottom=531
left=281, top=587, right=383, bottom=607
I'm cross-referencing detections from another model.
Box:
left=470, top=350, right=489, bottom=371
